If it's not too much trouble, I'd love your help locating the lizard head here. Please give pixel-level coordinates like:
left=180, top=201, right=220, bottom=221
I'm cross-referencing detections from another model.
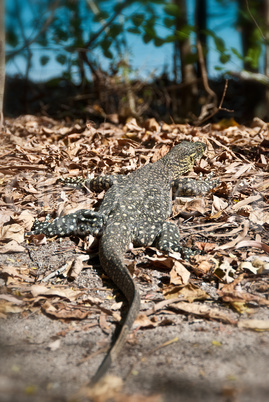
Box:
left=162, top=141, right=206, bottom=179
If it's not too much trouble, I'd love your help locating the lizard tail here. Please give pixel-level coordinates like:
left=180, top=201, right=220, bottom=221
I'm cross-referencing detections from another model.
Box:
left=90, top=232, right=141, bottom=384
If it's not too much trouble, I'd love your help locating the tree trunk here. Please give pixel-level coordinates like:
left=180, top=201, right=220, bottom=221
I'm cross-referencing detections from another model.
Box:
left=0, top=0, right=5, bottom=129
left=265, top=0, right=269, bottom=115
left=195, top=0, right=207, bottom=76
left=173, top=0, right=197, bottom=118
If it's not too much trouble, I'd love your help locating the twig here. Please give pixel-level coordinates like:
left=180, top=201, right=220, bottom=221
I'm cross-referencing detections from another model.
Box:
left=197, top=40, right=217, bottom=106
left=246, top=0, right=265, bottom=40
left=144, top=296, right=186, bottom=316
left=194, top=39, right=234, bottom=125
left=195, top=79, right=234, bottom=125
left=83, top=0, right=129, bottom=50
left=42, top=263, right=69, bottom=282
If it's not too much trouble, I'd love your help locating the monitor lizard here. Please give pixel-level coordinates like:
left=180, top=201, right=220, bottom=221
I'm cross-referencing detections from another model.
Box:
left=27, top=140, right=219, bottom=384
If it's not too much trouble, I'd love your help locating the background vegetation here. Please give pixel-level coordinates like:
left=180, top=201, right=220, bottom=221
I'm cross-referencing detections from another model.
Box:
left=3, top=0, right=269, bottom=123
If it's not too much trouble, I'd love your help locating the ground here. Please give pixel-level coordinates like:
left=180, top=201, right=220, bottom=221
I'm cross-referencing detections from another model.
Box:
left=0, top=116, right=269, bottom=402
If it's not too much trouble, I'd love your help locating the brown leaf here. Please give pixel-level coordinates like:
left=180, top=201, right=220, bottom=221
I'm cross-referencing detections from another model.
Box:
left=195, top=242, right=218, bottom=252
left=0, top=223, right=24, bottom=243
left=0, top=240, right=25, bottom=253
left=238, top=319, right=269, bottom=331
left=0, top=299, right=23, bottom=315
left=236, top=240, right=269, bottom=254
left=0, top=294, right=24, bottom=304
left=144, top=118, right=160, bottom=132
left=77, top=375, right=123, bottom=402
left=42, top=300, right=89, bottom=320
left=146, top=255, right=174, bottom=270
left=169, top=261, right=190, bottom=285
left=134, top=313, right=174, bottom=329
left=163, top=283, right=209, bottom=302
left=0, top=265, right=34, bottom=283
left=170, top=301, right=237, bottom=324
left=30, top=285, right=82, bottom=301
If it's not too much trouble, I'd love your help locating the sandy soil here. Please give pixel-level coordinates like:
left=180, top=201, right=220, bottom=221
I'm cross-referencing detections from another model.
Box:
left=1, top=240, right=269, bottom=402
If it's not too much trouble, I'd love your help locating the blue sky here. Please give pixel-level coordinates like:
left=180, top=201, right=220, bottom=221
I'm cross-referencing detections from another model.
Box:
left=6, top=0, right=243, bottom=82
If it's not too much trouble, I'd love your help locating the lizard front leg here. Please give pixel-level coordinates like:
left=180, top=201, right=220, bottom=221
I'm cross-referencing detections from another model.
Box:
left=172, top=173, right=219, bottom=197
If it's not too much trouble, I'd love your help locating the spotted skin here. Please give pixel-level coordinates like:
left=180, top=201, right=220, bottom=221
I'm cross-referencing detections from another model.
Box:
left=58, top=175, right=119, bottom=192
left=27, top=141, right=219, bottom=383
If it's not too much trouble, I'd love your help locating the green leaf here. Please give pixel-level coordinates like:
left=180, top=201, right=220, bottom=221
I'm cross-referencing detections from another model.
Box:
left=214, top=66, right=224, bottom=71
left=143, top=33, right=152, bottom=44
left=175, top=25, right=194, bottom=41
left=53, top=27, right=69, bottom=43
left=245, top=47, right=261, bottom=69
left=6, top=30, right=18, bottom=47
left=219, top=53, right=230, bottom=64
left=93, top=11, right=109, bottom=22
left=100, top=38, right=112, bottom=52
left=40, top=55, right=50, bottom=66
left=127, top=27, right=141, bottom=35
left=109, top=24, right=122, bottom=38
left=131, top=14, right=144, bottom=27
left=103, top=49, right=113, bottom=59
left=205, top=29, right=226, bottom=53
left=56, top=54, right=67, bottom=65
left=231, top=47, right=243, bottom=60
left=163, top=18, right=175, bottom=29
left=36, top=33, right=48, bottom=47
left=164, top=4, right=181, bottom=17
left=164, top=34, right=178, bottom=43
left=154, top=37, right=165, bottom=47
left=143, top=24, right=157, bottom=39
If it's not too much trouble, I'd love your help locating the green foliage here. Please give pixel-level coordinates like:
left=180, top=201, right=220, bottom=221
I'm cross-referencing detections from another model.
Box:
left=40, top=55, right=50, bottom=66
left=93, top=11, right=109, bottom=22
left=163, top=4, right=181, bottom=18
left=100, top=38, right=113, bottom=59
left=6, top=30, right=18, bottom=48
left=245, top=46, right=261, bottom=70
left=56, top=54, right=67, bottom=65
left=5, top=0, right=267, bottom=83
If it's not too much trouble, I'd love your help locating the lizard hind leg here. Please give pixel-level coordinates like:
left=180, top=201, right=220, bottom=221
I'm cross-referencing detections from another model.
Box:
left=154, top=221, right=198, bottom=260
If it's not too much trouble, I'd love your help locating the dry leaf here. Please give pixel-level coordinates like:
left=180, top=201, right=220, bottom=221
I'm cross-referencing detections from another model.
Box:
left=169, top=261, right=190, bottom=285
left=0, top=240, right=25, bottom=253
left=146, top=255, right=174, bottom=270
left=30, top=284, right=82, bottom=301
left=0, top=223, right=24, bottom=243
left=195, top=242, right=218, bottom=252
left=0, top=294, right=23, bottom=304
left=238, top=319, right=269, bottom=331
left=144, top=118, right=160, bottom=132
left=42, top=300, right=89, bottom=320
left=236, top=240, right=269, bottom=254
left=48, top=339, right=61, bottom=351
left=211, top=195, right=228, bottom=213
left=170, top=301, right=237, bottom=324
left=77, top=375, right=123, bottom=401
left=134, top=313, right=174, bottom=329
left=67, top=255, right=89, bottom=280
left=163, top=283, right=209, bottom=302
left=0, top=300, right=23, bottom=315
